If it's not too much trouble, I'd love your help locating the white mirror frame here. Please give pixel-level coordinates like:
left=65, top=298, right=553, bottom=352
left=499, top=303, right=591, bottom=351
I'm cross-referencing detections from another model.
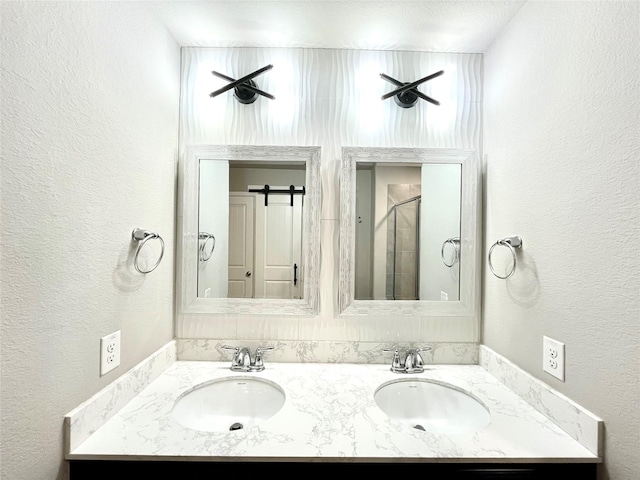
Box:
left=177, top=145, right=321, bottom=317
left=339, top=147, right=481, bottom=317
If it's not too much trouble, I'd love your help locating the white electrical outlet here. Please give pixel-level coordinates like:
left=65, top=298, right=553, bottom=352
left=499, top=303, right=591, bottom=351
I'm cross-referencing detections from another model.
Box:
left=100, top=330, right=121, bottom=376
left=543, top=336, right=565, bottom=381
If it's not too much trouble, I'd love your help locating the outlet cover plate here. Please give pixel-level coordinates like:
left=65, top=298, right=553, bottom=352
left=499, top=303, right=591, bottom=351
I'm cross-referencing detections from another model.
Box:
left=100, top=330, right=121, bottom=376
left=543, top=335, right=565, bottom=381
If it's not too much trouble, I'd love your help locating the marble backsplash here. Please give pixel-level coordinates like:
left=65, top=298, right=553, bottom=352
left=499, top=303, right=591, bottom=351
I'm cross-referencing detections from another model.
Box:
left=64, top=340, right=176, bottom=453
left=480, top=345, right=603, bottom=456
left=176, top=339, right=479, bottom=364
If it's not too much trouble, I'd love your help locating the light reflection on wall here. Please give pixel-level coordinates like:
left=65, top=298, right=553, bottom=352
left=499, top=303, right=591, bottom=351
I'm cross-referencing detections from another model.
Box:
left=267, top=61, right=296, bottom=127
left=195, top=62, right=227, bottom=130
left=355, top=61, right=385, bottom=134
left=427, top=62, right=457, bottom=134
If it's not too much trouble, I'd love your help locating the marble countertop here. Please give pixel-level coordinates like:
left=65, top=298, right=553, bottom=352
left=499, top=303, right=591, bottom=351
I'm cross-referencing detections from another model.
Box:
left=67, top=361, right=600, bottom=463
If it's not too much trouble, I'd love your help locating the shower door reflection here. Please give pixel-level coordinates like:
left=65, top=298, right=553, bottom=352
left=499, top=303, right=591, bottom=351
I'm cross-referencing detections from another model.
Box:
left=387, top=190, right=421, bottom=300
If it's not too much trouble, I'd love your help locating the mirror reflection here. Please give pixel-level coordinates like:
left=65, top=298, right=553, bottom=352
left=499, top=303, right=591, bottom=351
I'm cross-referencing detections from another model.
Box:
left=355, top=163, right=461, bottom=301
left=198, top=160, right=306, bottom=300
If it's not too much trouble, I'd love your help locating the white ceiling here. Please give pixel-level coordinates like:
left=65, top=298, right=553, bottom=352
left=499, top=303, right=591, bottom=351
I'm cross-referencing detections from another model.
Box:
left=153, top=1, right=527, bottom=53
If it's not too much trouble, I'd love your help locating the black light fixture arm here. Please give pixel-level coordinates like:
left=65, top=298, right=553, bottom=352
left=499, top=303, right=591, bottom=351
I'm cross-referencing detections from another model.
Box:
left=380, top=69, right=444, bottom=108
left=381, top=70, right=444, bottom=100
left=380, top=73, right=439, bottom=106
left=209, top=64, right=275, bottom=102
left=211, top=71, right=275, bottom=100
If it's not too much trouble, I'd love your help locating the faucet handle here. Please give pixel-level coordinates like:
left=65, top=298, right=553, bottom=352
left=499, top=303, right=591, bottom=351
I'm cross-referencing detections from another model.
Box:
left=415, top=346, right=433, bottom=353
left=252, top=346, right=274, bottom=372
left=222, top=345, right=240, bottom=355
left=222, top=345, right=241, bottom=366
left=382, top=348, right=403, bottom=372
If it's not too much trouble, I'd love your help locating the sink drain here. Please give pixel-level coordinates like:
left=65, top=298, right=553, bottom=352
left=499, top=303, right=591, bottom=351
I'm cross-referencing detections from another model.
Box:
left=229, top=422, right=244, bottom=431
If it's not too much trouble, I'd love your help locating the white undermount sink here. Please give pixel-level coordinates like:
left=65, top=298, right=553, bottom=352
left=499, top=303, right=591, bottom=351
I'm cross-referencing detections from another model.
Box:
left=374, top=378, right=491, bottom=434
left=172, top=377, right=285, bottom=432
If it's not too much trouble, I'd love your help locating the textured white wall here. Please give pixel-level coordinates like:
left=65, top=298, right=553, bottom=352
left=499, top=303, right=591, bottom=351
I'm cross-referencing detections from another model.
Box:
left=0, top=3, right=179, bottom=480
left=483, top=2, right=639, bottom=479
left=179, top=47, right=482, bottom=342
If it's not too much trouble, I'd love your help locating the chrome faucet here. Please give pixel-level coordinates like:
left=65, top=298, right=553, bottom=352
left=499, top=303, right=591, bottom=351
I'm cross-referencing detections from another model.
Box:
left=383, top=346, right=432, bottom=374
left=222, top=345, right=274, bottom=372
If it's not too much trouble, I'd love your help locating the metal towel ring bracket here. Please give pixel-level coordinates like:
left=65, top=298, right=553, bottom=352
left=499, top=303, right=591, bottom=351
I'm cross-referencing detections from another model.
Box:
left=132, top=228, right=165, bottom=274
left=488, top=236, right=522, bottom=279
left=441, top=237, right=460, bottom=267
left=199, top=232, right=216, bottom=262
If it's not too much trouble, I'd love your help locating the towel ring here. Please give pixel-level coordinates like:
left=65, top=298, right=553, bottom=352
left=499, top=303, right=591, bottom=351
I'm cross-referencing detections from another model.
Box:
left=132, top=228, right=165, bottom=274
left=441, top=237, right=460, bottom=267
left=488, top=236, right=522, bottom=279
left=199, top=232, right=216, bottom=262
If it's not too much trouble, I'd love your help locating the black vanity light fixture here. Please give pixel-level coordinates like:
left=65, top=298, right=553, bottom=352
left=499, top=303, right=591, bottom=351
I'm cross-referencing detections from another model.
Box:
left=210, top=64, right=275, bottom=104
left=380, top=70, right=444, bottom=108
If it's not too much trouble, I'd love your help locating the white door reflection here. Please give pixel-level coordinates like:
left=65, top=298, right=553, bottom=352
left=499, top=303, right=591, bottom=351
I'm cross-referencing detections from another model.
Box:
left=198, top=160, right=306, bottom=299
left=228, top=193, right=255, bottom=298
left=252, top=191, right=303, bottom=300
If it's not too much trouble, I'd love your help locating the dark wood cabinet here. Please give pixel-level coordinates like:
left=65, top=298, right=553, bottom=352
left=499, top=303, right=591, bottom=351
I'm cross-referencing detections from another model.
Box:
left=70, top=460, right=597, bottom=479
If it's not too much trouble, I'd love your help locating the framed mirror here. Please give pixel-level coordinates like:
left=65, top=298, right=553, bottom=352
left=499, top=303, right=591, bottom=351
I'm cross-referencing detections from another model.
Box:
left=339, top=147, right=480, bottom=317
left=177, top=145, right=321, bottom=316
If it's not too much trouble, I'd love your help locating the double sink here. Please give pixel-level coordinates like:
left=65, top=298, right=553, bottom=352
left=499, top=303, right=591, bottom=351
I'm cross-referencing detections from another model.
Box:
left=172, top=375, right=491, bottom=435
left=66, top=357, right=599, bottom=463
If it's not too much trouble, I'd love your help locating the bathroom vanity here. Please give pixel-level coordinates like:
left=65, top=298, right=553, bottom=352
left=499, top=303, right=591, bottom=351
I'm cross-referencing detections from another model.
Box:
left=65, top=353, right=601, bottom=479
